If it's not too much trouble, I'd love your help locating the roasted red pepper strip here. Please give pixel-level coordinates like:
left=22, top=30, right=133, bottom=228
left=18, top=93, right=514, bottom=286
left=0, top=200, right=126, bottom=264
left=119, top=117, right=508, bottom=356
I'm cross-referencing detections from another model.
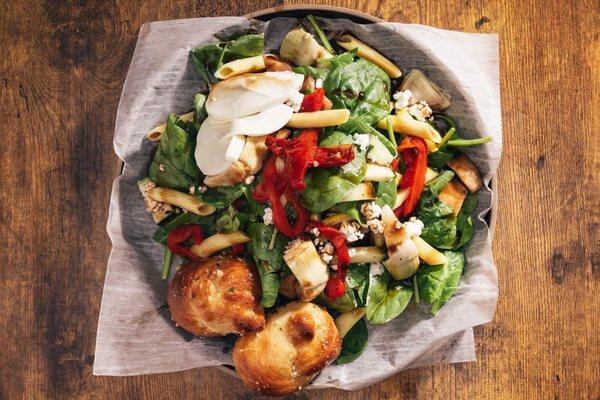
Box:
left=166, top=224, right=204, bottom=260
left=300, top=87, right=325, bottom=112
left=394, top=137, right=428, bottom=218
left=306, top=221, right=350, bottom=299
left=265, top=129, right=354, bottom=192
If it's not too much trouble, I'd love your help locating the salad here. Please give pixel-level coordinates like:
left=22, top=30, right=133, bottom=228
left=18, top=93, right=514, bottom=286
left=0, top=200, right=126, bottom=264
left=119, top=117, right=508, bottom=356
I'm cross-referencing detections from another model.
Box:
left=139, top=16, right=492, bottom=396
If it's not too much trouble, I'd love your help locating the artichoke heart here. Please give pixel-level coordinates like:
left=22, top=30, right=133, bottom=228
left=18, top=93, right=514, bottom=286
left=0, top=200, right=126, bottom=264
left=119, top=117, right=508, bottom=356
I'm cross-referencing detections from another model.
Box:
left=280, top=28, right=332, bottom=66
left=283, top=240, right=329, bottom=301
left=380, top=206, right=420, bottom=280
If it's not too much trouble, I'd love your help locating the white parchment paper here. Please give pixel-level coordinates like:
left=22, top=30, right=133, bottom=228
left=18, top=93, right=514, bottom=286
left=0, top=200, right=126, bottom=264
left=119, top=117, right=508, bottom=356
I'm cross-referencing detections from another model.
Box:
left=94, top=17, right=501, bottom=391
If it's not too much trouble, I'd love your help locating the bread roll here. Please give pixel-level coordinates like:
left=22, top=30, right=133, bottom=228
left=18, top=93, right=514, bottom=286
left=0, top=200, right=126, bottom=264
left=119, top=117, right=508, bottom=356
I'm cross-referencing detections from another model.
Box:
left=233, top=302, right=341, bottom=396
left=167, top=256, right=265, bottom=337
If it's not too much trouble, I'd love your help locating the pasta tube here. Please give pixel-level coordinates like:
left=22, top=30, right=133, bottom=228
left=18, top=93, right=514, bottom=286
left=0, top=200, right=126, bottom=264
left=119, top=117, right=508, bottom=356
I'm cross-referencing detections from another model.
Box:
left=348, top=246, right=386, bottom=263
left=322, top=213, right=353, bottom=226
left=341, top=182, right=376, bottom=202
left=411, top=236, right=448, bottom=265
left=147, top=187, right=216, bottom=216
left=286, top=109, right=350, bottom=128
left=190, top=231, right=250, bottom=258
left=146, top=111, right=194, bottom=142
left=393, top=187, right=410, bottom=209
left=335, top=308, right=366, bottom=338
left=336, top=35, right=402, bottom=78
left=214, top=55, right=266, bottom=80
left=363, top=164, right=396, bottom=182
left=378, top=109, right=442, bottom=143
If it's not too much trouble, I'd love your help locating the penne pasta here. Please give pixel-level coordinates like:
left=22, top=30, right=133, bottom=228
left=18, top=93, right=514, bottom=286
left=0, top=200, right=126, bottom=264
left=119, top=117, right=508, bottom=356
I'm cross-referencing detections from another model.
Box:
left=348, top=246, right=386, bottom=263
left=286, top=109, right=350, bottom=128
left=393, top=187, right=410, bottom=209
left=341, top=182, right=376, bottom=202
left=146, top=111, right=194, bottom=142
left=378, top=109, right=442, bottom=143
left=336, top=35, right=402, bottom=78
left=322, top=213, right=353, bottom=226
left=411, top=236, right=448, bottom=265
left=214, top=55, right=266, bottom=80
left=190, top=231, right=251, bottom=259
left=335, top=308, right=366, bottom=338
left=147, top=187, right=216, bottom=216
left=363, top=164, right=395, bottom=182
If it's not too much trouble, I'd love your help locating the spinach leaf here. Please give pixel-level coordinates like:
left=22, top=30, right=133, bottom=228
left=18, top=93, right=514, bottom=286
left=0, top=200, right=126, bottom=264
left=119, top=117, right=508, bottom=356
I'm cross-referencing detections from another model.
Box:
left=455, top=193, right=477, bottom=249
left=196, top=184, right=244, bottom=208
left=326, top=49, right=356, bottom=67
left=190, top=34, right=264, bottom=85
left=346, top=263, right=370, bottom=306
left=319, top=130, right=366, bottom=184
left=421, top=218, right=457, bottom=249
left=148, top=114, right=199, bottom=191
left=332, top=202, right=365, bottom=225
left=193, top=93, right=208, bottom=129
left=316, top=288, right=357, bottom=312
left=301, top=168, right=356, bottom=213
left=417, top=251, right=465, bottom=314
left=376, top=178, right=397, bottom=209
left=324, top=58, right=390, bottom=127
left=366, top=270, right=413, bottom=324
left=226, top=34, right=264, bottom=58
left=241, top=185, right=265, bottom=221
left=292, top=65, right=330, bottom=81
left=152, top=212, right=216, bottom=244
left=247, top=223, right=287, bottom=308
left=190, top=43, right=224, bottom=85
left=215, top=206, right=241, bottom=233
left=428, top=149, right=454, bottom=169
left=417, top=171, right=458, bottom=249
left=335, top=318, right=368, bottom=364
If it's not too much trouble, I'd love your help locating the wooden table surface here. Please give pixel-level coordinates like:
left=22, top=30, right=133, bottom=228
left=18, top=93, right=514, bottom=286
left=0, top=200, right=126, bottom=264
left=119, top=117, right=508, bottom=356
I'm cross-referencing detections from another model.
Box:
left=1, top=0, right=598, bottom=399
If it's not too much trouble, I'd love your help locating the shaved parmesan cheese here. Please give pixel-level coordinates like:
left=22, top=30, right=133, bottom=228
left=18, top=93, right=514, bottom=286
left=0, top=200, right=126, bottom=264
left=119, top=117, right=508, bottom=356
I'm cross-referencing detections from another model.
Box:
left=195, top=118, right=246, bottom=176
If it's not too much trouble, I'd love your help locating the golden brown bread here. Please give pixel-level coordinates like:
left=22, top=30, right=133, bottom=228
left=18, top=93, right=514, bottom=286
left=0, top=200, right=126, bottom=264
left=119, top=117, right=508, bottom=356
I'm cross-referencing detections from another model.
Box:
left=232, top=302, right=341, bottom=396
left=167, top=256, right=265, bottom=337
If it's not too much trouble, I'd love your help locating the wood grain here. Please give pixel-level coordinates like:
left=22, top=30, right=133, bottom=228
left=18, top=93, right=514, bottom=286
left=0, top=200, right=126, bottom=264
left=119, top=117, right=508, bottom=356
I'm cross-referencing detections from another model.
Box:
left=1, top=0, right=598, bottom=399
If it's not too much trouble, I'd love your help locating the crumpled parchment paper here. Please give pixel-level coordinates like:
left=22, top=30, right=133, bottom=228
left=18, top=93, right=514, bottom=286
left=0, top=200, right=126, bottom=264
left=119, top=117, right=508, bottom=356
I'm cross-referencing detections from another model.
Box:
left=94, top=16, right=501, bottom=391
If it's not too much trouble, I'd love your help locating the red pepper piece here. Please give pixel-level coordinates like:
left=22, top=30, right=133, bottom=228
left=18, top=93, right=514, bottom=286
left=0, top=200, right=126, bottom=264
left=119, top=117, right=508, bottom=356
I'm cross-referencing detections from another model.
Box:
left=314, top=145, right=355, bottom=167
left=230, top=243, right=246, bottom=256
left=166, top=224, right=204, bottom=260
left=300, top=87, right=325, bottom=112
left=390, top=158, right=400, bottom=172
left=324, top=275, right=346, bottom=299
left=394, top=137, right=428, bottom=218
left=306, top=221, right=350, bottom=300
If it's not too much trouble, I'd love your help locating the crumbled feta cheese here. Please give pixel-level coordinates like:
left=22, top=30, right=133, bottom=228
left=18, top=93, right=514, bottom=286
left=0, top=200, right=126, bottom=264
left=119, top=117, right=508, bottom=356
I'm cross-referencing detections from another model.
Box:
left=367, top=218, right=384, bottom=234
left=158, top=163, right=165, bottom=172
left=198, top=185, right=207, bottom=193
left=408, top=101, right=433, bottom=121
left=352, top=133, right=370, bottom=153
left=370, top=262, right=385, bottom=276
left=330, top=264, right=338, bottom=271
left=360, top=202, right=382, bottom=220
left=263, top=207, right=273, bottom=225
left=244, top=175, right=255, bottom=185
left=315, top=78, right=323, bottom=89
left=188, top=186, right=195, bottom=195
left=311, top=227, right=320, bottom=237
left=393, top=89, right=412, bottom=110
left=312, top=161, right=320, bottom=168
left=321, top=253, right=333, bottom=263
left=286, top=92, right=305, bottom=112
left=339, top=221, right=365, bottom=243
left=404, top=217, right=424, bottom=237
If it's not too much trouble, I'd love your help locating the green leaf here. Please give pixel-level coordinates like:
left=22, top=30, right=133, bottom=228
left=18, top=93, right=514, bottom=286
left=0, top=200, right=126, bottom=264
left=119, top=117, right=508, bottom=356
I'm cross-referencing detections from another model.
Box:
left=215, top=206, right=241, bottom=233
left=427, top=150, right=454, bottom=169
left=324, top=58, right=390, bottom=127
left=293, top=65, right=330, bottom=81
left=247, top=223, right=288, bottom=308
left=226, top=34, right=264, bottom=57
left=318, top=130, right=366, bottom=184
left=417, top=251, right=465, bottom=314
left=316, top=288, right=357, bottom=313
left=427, top=170, right=455, bottom=195
left=300, top=168, right=356, bottom=213
left=332, top=202, right=365, bottom=225
left=335, top=318, right=368, bottom=364
left=346, top=263, right=370, bottom=306
left=190, top=43, right=224, bottom=85
left=193, top=93, right=208, bottom=129
left=366, top=270, right=413, bottom=324
left=196, top=184, right=244, bottom=208
left=455, top=193, right=477, bottom=249
left=148, top=114, right=199, bottom=191
left=376, top=178, right=397, bottom=209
